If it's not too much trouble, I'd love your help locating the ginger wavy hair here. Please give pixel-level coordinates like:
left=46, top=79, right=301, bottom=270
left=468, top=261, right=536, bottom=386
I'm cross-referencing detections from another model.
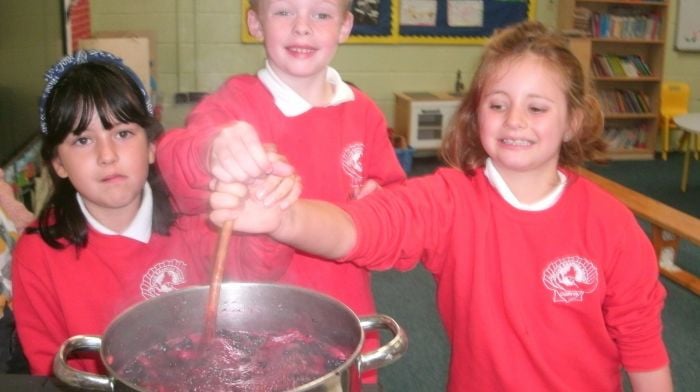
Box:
left=441, top=21, right=606, bottom=175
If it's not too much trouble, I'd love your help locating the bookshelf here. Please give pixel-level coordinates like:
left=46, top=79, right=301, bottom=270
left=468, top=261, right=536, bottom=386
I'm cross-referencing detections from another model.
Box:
left=558, top=0, right=668, bottom=160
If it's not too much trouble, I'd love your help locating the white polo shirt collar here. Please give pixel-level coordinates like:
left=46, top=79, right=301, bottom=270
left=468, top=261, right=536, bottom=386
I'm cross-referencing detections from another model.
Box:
left=77, top=182, right=153, bottom=243
left=257, top=61, right=355, bottom=117
left=484, top=158, right=567, bottom=211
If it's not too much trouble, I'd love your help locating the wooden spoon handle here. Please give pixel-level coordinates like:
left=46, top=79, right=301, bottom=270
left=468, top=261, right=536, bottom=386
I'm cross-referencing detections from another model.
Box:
left=203, top=220, right=234, bottom=343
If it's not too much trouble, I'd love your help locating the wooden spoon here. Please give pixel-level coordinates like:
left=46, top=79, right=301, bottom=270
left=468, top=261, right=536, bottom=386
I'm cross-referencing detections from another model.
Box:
left=202, top=220, right=234, bottom=344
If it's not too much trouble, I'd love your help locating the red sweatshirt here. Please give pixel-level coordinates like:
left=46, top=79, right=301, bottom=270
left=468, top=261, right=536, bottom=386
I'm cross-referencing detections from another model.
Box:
left=341, top=167, right=669, bottom=391
left=156, top=75, right=405, bottom=321
left=12, top=215, right=281, bottom=375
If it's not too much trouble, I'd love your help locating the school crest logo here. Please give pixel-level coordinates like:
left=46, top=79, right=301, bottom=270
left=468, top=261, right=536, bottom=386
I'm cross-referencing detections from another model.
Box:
left=542, top=256, right=598, bottom=303
left=341, top=143, right=365, bottom=191
left=141, top=259, right=187, bottom=299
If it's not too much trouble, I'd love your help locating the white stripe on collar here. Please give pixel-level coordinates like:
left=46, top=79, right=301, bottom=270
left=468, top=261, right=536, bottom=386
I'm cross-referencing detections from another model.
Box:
left=483, top=158, right=567, bottom=211
left=257, top=61, right=355, bottom=117
left=77, top=182, right=153, bottom=243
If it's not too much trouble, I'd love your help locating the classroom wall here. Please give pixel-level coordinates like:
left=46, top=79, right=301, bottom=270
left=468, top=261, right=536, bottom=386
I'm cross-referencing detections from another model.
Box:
left=89, top=0, right=700, bottom=129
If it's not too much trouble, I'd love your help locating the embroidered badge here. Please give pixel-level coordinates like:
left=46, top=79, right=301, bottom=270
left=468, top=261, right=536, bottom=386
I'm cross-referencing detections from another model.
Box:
left=542, top=256, right=598, bottom=303
left=140, top=259, right=187, bottom=299
left=341, top=143, right=365, bottom=191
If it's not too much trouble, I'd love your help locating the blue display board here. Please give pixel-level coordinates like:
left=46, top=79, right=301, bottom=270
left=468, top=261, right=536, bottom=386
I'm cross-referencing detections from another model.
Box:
left=242, top=0, right=536, bottom=44
left=353, top=0, right=533, bottom=43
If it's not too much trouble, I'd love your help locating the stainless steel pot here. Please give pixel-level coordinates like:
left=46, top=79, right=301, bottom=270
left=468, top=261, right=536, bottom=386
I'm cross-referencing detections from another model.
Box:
left=53, top=282, right=408, bottom=391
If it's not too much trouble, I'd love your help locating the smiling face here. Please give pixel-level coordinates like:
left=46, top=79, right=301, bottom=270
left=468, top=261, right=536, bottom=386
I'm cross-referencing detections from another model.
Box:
left=247, top=0, right=353, bottom=87
left=478, top=53, right=578, bottom=183
left=52, top=111, right=154, bottom=230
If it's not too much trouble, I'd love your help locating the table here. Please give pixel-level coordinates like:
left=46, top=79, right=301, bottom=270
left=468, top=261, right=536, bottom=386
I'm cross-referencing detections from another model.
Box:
left=672, top=113, right=700, bottom=192
left=0, top=374, right=79, bottom=391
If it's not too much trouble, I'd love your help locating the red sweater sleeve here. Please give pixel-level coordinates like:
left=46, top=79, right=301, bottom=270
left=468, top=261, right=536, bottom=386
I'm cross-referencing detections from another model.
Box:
left=155, top=77, right=251, bottom=215
left=227, top=235, right=295, bottom=281
left=156, top=126, right=219, bottom=214
left=601, top=218, right=669, bottom=371
left=341, top=170, right=457, bottom=273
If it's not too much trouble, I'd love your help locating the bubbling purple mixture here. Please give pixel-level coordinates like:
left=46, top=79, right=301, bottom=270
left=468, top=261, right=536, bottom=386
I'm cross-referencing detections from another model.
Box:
left=114, top=329, right=349, bottom=392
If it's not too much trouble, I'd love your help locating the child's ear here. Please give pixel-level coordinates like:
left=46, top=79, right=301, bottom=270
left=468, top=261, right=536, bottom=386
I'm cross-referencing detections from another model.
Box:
left=338, top=12, right=354, bottom=43
left=51, top=157, right=69, bottom=179
left=148, top=143, right=156, bottom=165
left=247, top=10, right=264, bottom=41
left=565, top=108, right=584, bottom=142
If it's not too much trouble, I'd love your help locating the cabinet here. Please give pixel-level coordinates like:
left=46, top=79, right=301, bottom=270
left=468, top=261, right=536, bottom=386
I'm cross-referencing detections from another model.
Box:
left=558, top=0, right=668, bottom=160
left=393, top=92, right=461, bottom=153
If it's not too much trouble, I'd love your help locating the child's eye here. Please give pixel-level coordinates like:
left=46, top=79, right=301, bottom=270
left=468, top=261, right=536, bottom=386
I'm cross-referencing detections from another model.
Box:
left=113, top=124, right=138, bottom=139
left=314, top=12, right=332, bottom=20
left=489, top=103, right=506, bottom=111
left=529, top=106, right=547, bottom=113
left=273, top=9, right=292, bottom=16
left=116, top=129, right=134, bottom=139
left=73, top=136, right=91, bottom=146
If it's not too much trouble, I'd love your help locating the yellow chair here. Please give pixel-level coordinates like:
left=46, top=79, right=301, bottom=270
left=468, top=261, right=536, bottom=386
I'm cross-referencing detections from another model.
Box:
left=659, top=82, right=691, bottom=160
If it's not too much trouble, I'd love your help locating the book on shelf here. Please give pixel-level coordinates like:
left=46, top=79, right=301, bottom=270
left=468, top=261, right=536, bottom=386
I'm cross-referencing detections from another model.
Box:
left=598, top=89, right=651, bottom=114
left=604, top=122, right=648, bottom=150
left=590, top=9, right=661, bottom=40
left=573, top=7, right=593, bottom=34
left=591, top=54, right=652, bottom=78
left=592, top=54, right=611, bottom=76
left=627, top=55, right=651, bottom=76
left=606, top=55, right=626, bottom=76
left=619, top=57, right=639, bottom=77
left=637, top=92, right=651, bottom=112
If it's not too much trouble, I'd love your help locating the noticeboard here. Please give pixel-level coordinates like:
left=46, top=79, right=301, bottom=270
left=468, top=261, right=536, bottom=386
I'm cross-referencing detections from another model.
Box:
left=241, top=0, right=536, bottom=45
left=676, top=0, right=700, bottom=51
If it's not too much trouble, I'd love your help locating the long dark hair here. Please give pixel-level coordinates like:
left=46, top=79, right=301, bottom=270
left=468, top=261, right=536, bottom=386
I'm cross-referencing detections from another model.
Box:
left=31, top=61, right=176, bottom=249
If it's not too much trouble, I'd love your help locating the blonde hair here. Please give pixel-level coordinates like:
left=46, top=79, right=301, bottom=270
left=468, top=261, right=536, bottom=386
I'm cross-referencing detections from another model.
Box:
left=441, top=21, right=606, bottom=175
left=249, top=0, right=353, bottom=12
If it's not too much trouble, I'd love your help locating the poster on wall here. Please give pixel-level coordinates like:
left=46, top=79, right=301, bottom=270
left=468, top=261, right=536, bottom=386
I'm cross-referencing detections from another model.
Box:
left=676, top=0, right=700, bottom=51
left=64, top=0, right=91, bottom=54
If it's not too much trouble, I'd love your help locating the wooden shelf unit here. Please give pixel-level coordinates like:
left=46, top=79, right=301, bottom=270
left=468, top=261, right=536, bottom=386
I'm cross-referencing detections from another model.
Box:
left=558, top=0, right=669, bottom=160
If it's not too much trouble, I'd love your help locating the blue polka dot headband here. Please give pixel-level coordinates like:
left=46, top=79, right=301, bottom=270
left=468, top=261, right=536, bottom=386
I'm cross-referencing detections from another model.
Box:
left=39, top=49, right=153, bottom=134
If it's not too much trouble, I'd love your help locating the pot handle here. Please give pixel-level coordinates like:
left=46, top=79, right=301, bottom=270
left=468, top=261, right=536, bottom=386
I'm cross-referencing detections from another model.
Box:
left=53, top=334, right=114, bottom=391
left=358, top=314, right=408, bottom=372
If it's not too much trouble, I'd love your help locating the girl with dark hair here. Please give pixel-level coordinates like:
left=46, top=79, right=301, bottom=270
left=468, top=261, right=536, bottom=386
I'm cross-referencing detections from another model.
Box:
left=11, top=50, right=297, bottom=376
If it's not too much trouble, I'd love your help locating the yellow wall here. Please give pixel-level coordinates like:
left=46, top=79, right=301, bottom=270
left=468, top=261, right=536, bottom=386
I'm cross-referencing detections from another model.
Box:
left=89, top=0, right=700, bottom=128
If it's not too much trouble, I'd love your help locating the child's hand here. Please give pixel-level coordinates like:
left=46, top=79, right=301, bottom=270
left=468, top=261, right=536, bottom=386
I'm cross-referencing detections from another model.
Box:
left=209, top=121, right=294, bottom=183
left=245, top=149, right=300, bottom=208
left=208, top=180, right=248, bottom=225
left=209, top=179, right=300, bottom=235
left=249, top=169, right=302, bottom=209
left=209, top=153, right=302, bottom=234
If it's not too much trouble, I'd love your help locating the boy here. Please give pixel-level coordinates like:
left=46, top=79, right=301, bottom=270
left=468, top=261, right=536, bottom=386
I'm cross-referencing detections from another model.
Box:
left=156, top=0, right=406, bottom=383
